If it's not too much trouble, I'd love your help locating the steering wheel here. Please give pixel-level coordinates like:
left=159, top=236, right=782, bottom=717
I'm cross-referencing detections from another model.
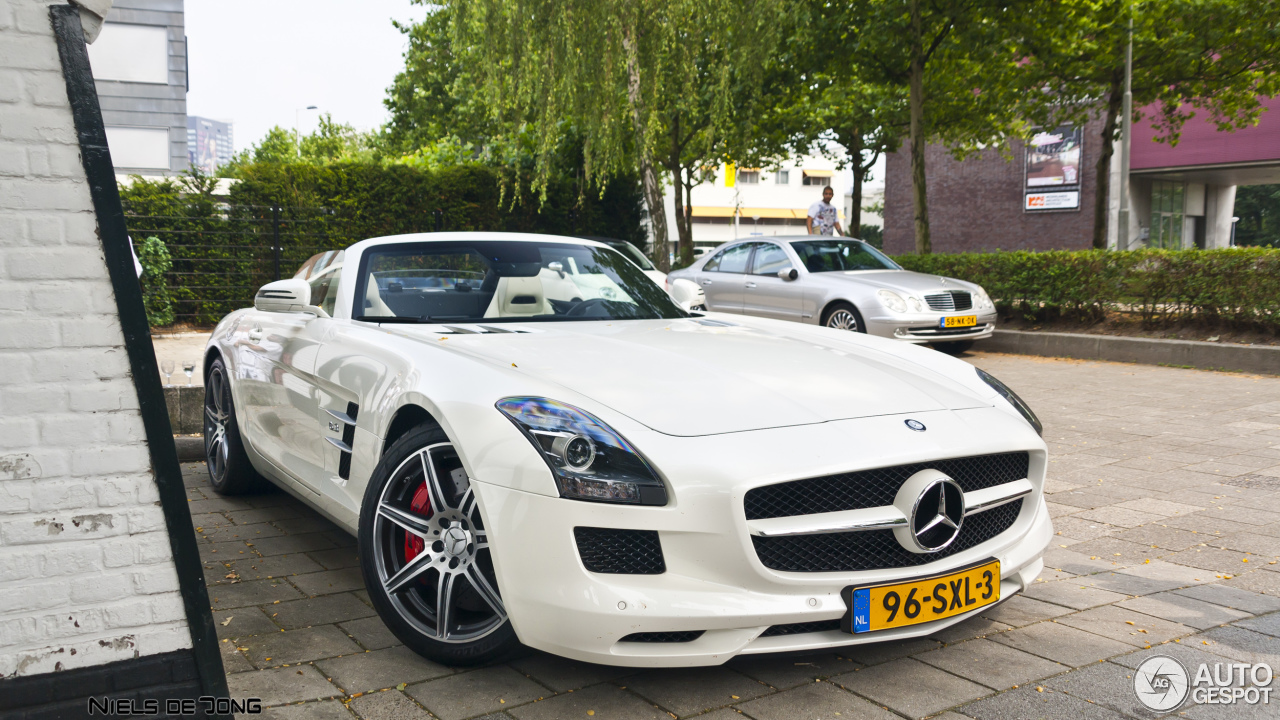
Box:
left=565, top=298, right=611, bottom=317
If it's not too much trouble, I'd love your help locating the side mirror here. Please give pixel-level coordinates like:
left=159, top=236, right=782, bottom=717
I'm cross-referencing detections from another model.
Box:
left=548, top=261, right=565, bottom=278
left=254, top=279, right=327, bottom=317
left=778, top=267, right=799, bottom=281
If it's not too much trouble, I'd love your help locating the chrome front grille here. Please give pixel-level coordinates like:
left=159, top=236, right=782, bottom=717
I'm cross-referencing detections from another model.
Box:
left=744, top=453, right=1029, bottom=520
left=924, top=291, right=973, bottom=311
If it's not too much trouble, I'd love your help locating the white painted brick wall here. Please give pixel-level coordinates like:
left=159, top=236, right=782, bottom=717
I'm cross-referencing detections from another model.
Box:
left=0, top=0, right=192, bottom=678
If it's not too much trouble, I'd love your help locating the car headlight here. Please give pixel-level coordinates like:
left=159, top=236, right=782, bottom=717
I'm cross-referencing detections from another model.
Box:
left=974, top=288, right=994, bottom=311
left=496, top=397, right=668, bottom=505
left=877, top=289, right=907, bottom=313
left=907, top=295, right=924, bottom=312
left=976, top=368, right=1042, bottom=436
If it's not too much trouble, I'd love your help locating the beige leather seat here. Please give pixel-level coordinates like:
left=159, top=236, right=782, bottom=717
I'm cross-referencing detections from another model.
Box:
left=484, top=276, right=552, bottom=317
left=365, top=275, right=395, bottom=317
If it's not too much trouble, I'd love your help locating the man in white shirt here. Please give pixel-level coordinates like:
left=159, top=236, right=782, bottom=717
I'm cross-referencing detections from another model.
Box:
left=806, top=186, right=843, bottom=236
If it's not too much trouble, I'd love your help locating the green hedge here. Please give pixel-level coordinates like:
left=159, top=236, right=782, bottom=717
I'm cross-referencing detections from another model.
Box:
left=894, top=248, right=1280, bottom=329
left=122, top=162, right=645, bottom=326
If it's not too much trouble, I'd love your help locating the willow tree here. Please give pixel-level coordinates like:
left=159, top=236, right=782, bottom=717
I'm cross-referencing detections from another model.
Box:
left=450, top=0, right=778, bottom=269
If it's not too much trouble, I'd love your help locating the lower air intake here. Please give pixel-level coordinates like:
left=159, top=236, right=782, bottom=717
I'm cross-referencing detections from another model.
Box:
left=574, top=527, right=666, bottom=574
left=619, top=631, right=704, bottom=643
left=759, top=620, right=843, bottom=637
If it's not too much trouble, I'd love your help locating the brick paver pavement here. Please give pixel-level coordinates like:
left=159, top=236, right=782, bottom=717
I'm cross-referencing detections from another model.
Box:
left=185, top=352, right=1280, bottom=719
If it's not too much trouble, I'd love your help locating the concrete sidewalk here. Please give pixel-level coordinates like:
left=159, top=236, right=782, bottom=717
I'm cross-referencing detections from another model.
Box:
left=184, top=352, right=1280, bottom=719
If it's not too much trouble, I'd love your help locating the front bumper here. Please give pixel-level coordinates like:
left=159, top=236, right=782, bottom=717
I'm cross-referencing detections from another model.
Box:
left=472, top=408, right=1051, bottom=667
left=864, top=310, right=998, bottom=344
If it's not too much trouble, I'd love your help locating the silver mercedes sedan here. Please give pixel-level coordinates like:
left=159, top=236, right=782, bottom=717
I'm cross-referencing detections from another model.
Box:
left=666, top=236, right=997, bottom=349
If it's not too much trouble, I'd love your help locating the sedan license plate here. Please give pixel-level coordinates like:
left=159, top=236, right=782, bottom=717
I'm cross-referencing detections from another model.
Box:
left=844, top=560, right=1000, bottom=634
left=941, top=315, right=977, bottom=328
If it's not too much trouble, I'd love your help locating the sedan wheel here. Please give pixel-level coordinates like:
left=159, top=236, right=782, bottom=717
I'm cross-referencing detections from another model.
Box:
left=823, top=302, right=865, bottom=332
left=360, top=425, right=517, bottom=665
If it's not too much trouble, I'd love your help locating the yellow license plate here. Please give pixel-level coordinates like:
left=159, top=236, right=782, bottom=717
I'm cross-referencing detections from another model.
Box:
left=845, top=560, right=1000, bottom=633
left=942, top=315, right=977, bottom=328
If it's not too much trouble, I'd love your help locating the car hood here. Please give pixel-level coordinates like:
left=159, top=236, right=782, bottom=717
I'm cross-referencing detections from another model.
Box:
left=387, top=318, right=986, bottom=437
left=818, top=269, right=976, bottom=295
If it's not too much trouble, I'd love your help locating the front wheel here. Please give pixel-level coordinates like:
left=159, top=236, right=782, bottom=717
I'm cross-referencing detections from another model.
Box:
left=358, top=424, right=517, bottom=666
left=822, top=302, right=865, bottom=332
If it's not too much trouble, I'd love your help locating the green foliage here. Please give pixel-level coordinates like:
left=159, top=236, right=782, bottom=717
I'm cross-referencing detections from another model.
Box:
left=135, top=236, right=174, bottom=327
left=1234, top=185, right=1280, bottom=248
left=858, top=224, right=884, bottom=249
left=121, top=161, right=645, bottom=326
left=896, top=248, right=1280, bottom=329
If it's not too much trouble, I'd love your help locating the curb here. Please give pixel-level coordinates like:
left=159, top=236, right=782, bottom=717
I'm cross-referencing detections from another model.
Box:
left=174, top=435, right=203, bottom=462
left=984, top=329, right=1280, bottom=376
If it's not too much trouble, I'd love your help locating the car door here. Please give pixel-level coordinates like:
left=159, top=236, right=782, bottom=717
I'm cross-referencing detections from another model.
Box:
left=694, top=243, right=755, bottom=313
left=741, top=242, right=804, bottom=321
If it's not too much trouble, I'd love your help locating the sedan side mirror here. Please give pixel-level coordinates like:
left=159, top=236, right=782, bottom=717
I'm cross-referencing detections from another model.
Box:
left=254, top=279, right=328, bottom=317
left=778, top=267, right=799, bottom=281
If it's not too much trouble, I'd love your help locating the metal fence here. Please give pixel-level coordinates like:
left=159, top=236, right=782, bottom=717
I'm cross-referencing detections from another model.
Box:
left=123, top=204, right=337, bottom=326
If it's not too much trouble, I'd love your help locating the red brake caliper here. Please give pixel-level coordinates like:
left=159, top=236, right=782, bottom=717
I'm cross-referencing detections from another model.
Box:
left=403, top=482, right=432, bottom=562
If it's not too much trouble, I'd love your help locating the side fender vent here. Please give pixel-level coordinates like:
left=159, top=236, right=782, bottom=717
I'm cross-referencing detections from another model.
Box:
left=327, top=402, right=360, bottom=480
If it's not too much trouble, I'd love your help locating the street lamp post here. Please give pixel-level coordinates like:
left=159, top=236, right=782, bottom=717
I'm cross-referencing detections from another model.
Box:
left=1117, top=17, right=1133, bottom=250
left=295, top=105, right=317, bottom=157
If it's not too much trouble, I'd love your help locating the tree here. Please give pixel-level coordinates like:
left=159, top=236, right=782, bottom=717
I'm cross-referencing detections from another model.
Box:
left=837, top=0, right=1046, bottom=254
left=1017, top=0, right=1280, bottom=249
left=299, top=114, right=375, bottom=163
left=450, top=0, right=778, bottom=270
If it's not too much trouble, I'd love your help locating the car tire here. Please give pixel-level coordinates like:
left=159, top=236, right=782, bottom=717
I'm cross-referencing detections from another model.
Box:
left=203, top=356, right=268, bottom=495
left=359, top=424, right=518, bottom=666
left=934, top=340, right=975, bottom=355
left=822, top=302, right=866, bottom=332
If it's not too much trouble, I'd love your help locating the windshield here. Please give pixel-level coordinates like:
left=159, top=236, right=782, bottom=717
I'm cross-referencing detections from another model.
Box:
left=789, top=239, right=901, bottom=272
left=608, top=241, right=656, bottom=271
left=354, top=240, right=686, bottom=323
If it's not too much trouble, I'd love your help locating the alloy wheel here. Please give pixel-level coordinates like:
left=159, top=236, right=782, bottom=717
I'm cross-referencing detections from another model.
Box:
left=826, top=309, right=859, bottom=331
left=371, top=443, right=506, bottom=643
left=203, top=366, right=230, bottom=484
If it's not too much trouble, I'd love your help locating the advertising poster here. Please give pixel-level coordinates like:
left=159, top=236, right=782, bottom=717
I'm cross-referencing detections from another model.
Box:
left=1025, top=125, right=1083, bottom=212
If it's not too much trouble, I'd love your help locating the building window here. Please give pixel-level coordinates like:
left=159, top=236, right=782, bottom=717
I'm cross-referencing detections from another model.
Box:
left=106, top=126, right=171, bottom=169
left=738, top=169, right=760, bottom=184
left=776, top=170, right=790, bottom=184
left=802, top=171, right=832, bottom=187
left=1150, top=181, right=1186, bottom=249
left=86, top=23, right=170, bottom=84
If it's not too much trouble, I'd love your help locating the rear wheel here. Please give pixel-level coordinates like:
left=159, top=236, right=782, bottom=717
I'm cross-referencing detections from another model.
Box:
left=359, top=424, right=517, bottom=666
left=822, top=302, right=865, bottom=332
left=203, top=357, right=267, bottom=495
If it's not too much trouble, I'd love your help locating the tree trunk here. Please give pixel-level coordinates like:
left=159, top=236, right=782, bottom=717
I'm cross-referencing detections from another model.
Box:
left=1093, top=78, right=1124, bottom=249
left=671, top=163, right=692, bottom=264
left=908, top=0, right=931, bottom=254
left=622, top=29, right=670, bottom=271
left=849, top=132, right=863, bottom=236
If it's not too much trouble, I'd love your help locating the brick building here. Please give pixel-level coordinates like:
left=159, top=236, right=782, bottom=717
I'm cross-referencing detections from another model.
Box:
left=0, top=1, right=223, bottom=714
left=885, top=100, right=1280, bottom=254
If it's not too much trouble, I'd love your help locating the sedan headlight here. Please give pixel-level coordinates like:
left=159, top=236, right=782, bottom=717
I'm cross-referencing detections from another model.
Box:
left=497, top=397, right=668, bottom=505
left=976, top=369, right=1042, bottom=435
left=877, top=289, right=907, bottom=313
left=907, top=295, right=924, bottom=312
left=974, top=288, right=994, bottom=311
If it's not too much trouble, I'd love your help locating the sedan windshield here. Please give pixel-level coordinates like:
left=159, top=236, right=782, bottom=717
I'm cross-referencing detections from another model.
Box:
left=789, top=239, right=901, bottom=272
left=354, top=240, right=686, bottom=323
left=607, top=241, right=656, bottom=271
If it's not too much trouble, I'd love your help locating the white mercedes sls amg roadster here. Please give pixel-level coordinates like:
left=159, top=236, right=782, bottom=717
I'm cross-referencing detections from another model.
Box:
left=202, top=232, right=1052, bottom=667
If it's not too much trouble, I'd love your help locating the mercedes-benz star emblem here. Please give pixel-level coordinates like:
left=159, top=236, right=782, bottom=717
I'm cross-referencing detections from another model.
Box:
left=443, top=526, right=469, bottom=557
left=904, top=419, right=926, bottom=432
left=909, top=479, right=965, bottom=551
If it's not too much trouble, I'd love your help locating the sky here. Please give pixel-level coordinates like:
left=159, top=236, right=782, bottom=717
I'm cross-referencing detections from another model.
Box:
left=185, top=0, right=426, bottom=153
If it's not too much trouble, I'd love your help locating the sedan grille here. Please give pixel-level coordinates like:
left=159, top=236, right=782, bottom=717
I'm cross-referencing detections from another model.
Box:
left=744, top=452, right=1029, bottom=520
left=751, top=500, right=1022, bottom=573
left=924, top=291, right=973, bottom=311
left=574, top=527, right=665, bottom=574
